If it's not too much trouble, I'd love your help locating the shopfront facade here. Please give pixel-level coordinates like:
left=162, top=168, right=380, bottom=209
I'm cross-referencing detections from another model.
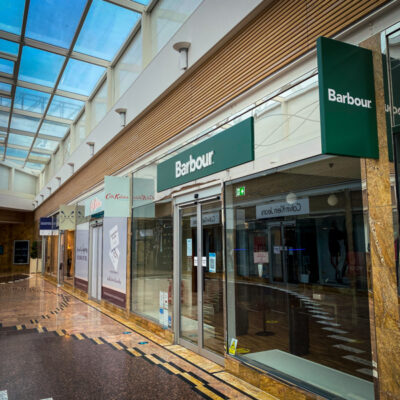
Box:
left=32, top=2, right=400, bottom=398
left=126, top=23, right=400, bottom=400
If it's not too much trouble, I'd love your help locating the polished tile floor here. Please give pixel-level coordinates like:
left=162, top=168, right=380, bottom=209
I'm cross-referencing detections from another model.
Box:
left=0, top=275, right=272, bottom=400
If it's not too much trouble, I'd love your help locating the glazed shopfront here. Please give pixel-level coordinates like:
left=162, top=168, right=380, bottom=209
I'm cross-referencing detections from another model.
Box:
left=128, top=34, right=397, bottom=399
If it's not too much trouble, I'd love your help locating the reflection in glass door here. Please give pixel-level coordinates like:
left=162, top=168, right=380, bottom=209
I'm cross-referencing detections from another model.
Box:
left=180, top=206, right=198, bottom=344
left=178, top=199, right=224, bottom=360
left=201, top=202, right=224, bottom=355
left=269, top=222, right=298, bottom=283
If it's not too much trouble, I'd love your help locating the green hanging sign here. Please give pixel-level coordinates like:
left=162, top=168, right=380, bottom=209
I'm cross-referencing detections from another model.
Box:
left=157, top=117, right=254, bottom=192
left=317, top=36, right=379, bottom=159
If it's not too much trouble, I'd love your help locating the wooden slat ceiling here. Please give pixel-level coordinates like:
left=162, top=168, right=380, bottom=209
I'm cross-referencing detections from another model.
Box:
left=34, top=0, right=389, bottom=220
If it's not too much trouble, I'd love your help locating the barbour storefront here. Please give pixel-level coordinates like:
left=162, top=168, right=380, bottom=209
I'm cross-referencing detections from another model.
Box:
left=126, top=31, right=400, bottom=400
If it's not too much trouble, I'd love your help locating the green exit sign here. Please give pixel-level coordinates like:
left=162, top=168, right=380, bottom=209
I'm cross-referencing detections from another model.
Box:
left=236, top=187, right=245, bottom=197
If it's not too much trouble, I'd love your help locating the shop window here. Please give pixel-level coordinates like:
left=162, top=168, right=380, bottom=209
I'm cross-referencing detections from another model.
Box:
left=131, top=165, right=173, bottom=326
left=225, top=156, right=373, bottom=400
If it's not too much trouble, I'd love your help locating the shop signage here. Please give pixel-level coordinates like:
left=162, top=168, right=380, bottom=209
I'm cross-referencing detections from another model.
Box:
left=157, top=117, right=254, bottom=192
left=84, top=191, right=104, bottom=217
left=256, top=198, right=309, bottom=219
left=317, top=36, right=378, bottom=159
left=39, top=217, right=53, bottom=235
left=132, top=177, right=155, bottom=209
left=59, top=205, right=76, bottom=230
left=190, top=212, right=220, bottom=227
left=13, top=240, right=29, bottom=264
left=104, top=176, right=130, bottom=218
left=102, top=217, right=127, bottom=308
left=75, top=222, right=89, bottom=291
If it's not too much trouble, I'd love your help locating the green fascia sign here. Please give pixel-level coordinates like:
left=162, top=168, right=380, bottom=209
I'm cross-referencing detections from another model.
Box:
left=317, top=36, right=379, bottom=159
left=157, top=117, right=254, bottom=192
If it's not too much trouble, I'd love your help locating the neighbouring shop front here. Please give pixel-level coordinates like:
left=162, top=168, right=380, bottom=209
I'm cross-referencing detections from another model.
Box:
left=41, top=214, right=59, bottom=278
left=76, top=177, right=130, bottom=309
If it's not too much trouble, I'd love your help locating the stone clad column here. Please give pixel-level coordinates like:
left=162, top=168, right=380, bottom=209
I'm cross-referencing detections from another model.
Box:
left=360, top=34, right=400, bottom=399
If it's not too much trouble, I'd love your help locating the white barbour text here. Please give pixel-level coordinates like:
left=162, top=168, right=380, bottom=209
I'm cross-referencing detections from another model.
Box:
left=328, top=88, right=372, bottom=109
left=175, top=151, right=214, bottom=178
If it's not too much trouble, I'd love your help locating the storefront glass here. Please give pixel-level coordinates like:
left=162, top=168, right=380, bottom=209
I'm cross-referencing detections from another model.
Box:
left=44, top=234, right=58, bottom=277
left=225, top=156, right=373, bottom=400
left=131, top=165, right=173, bottom=325
left=63, top=230, right=75, bottom=285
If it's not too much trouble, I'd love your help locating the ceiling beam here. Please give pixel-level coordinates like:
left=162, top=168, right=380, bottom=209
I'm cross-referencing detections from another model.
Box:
left=14, top=80, right=88, bottom=102
left=0, top=52, right=17, bottom=62
left=9, top=128, right=62, bottom=142
left=8, top=143, right=52, bottom=156
left=0, top=105, right=73, bottom=125
left=23, top=0, right=94, bottom=168
left=104, top=0, right=145, bottom=13
left=2, top=0, right=30, bottom=162
left=0, top=31, right=110, bottom=68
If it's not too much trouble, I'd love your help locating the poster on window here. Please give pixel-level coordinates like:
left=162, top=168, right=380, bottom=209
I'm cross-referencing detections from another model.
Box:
left=74, top=222, right=89, bottom=292
left=102, top=217, right=127, bottom=307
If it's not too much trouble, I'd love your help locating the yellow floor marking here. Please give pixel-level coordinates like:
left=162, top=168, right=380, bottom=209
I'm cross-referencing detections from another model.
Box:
left=127, top=348, right=141, bottom=357
left=181, top=372, right=203, bottom=386
left=145, top=354, right=161, bottom=364
left=16, top=325, right=23, bottom=331
left=56, top=329, right=64, bottom=336
left=111, top=342, right=123, bottom=350
left=194, top=385, right=224, bottom=400
left=37, top=326, right=44, bottom=333
left=214, top=372, right=278, bottom=400
left=74, top=333, right=84, bottom=340
left=92, top=337, right=104, bottom=345
left=162, top=363, right=180, bottom=374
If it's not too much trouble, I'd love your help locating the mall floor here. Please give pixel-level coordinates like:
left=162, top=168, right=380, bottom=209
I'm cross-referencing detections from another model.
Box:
left=0, top=274, right=271, bottom=400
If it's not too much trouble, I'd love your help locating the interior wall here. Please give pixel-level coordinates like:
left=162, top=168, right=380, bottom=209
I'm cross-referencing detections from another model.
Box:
left=0, top=212, right=35, bottom=275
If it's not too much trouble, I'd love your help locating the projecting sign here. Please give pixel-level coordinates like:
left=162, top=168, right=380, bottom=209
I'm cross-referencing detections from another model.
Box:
left=157, top=117, right=254, bottom=192
left=317, top=36, right=378, bottom=159
left=104, top=176, right=131, bottom=218
left=256, top=198, right=309, bottom=219
left=84, top=191, right=104, bottom=217
left=39, top=217, right=53, bottom=235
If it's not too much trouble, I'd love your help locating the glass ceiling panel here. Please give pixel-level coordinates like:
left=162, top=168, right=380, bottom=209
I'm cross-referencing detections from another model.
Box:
left=0, top=97, right=11, bottom=108
left=31, top=151, right=51, bottom=159
left=59, top=59, right=105, bottom=96
left=6, top=158, right=24, bottom=166
left=34, top=137, right=59, bottom=152
left=39, top=120, right=70, bottom=138
left=14, top=86, right=51, bottom=114
left=26, top=0, right=87, bottom=49
left=0, top=111, right=9, bottom=128
left=0, top=82, right=12, bottom=93
left=11, top=114, right=40, bottom=133
left=47, top=95, right=84, bottom=120
left=8, top=133, right=34, bottom=147
left=74, top=0, right=139, bottom=61
left=6, top=147, right=28, bottom=159
left=0, top=145, right=4, bottom=156
left=0, top=58, right=14, bottom=75
left=0, top=0, right=25, bottom=35
left=131, top=0, right=150, bottom=4
left=0, top=39, right=19, bottom=56
left=19, top=46, right=65, bottom=87
left=26, top=161, right=44, bottom=170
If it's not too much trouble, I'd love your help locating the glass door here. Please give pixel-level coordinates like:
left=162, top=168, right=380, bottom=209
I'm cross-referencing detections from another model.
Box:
left=90, top=224, right=103, bottom=301
left=177, top=198, right=224, bottom=362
